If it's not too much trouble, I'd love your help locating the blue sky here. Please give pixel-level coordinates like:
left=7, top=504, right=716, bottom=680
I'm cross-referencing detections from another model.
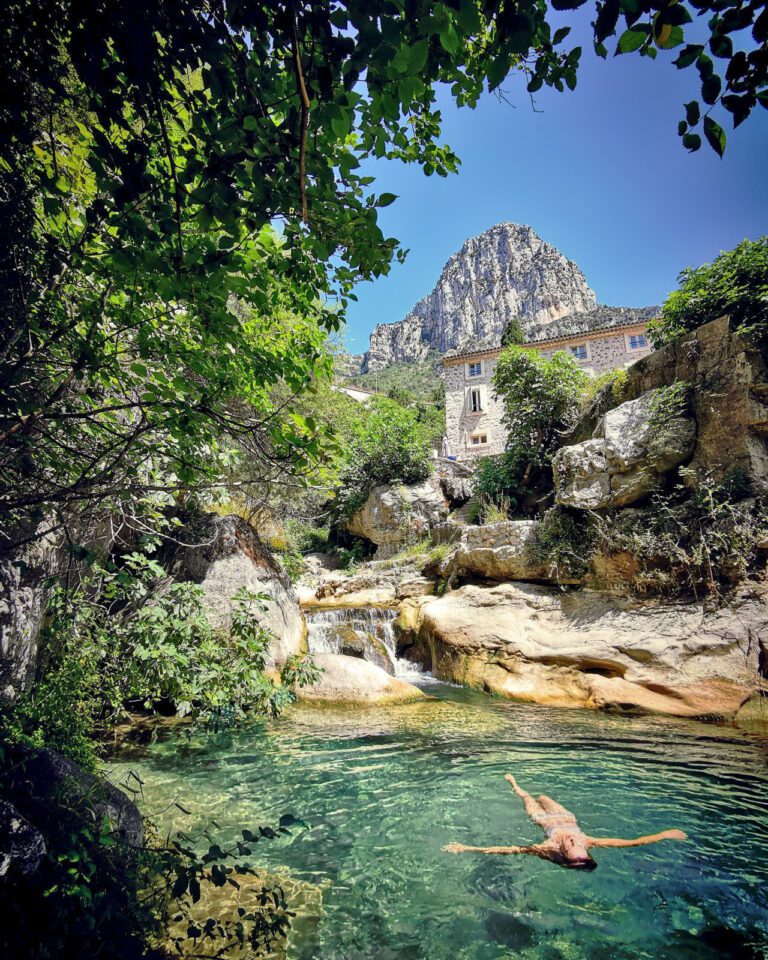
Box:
left=342, top=31, right=768, bottom=355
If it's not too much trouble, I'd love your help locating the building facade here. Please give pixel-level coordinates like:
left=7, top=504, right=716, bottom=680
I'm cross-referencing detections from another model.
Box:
left=443, top=318, right=653, bottom=461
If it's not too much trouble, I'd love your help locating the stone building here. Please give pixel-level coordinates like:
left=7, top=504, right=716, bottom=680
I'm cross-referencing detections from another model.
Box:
left=443, top=307, right=657, bottom=461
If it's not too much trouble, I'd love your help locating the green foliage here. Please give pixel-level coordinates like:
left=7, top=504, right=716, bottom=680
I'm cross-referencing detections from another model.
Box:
left=595, top=470, right=767, bottom=597
left=334, top=398, right=432, bottom=518
left=0, top=735, right=297, bottom=960
left=3, top=557, right=321, bottom=763
left=648, top=238, right=768, bottom=347
left=583, top=367, right=628, bottom=405
left=473, top=454, right=522, bottom=515
left=501, top=316, right=525, bottom=347
left=648, top=382, right=694, bottom=430
left=333, top=541, right=368, bottom=571
left=491, top=347, right=589, bottom=494
left=354, top=356, right=445, bottom=404
left=527, top=507, right=598, bottom=583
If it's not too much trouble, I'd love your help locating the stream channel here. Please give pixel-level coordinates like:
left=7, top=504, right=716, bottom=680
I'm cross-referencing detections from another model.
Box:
left=111, top=606, right=768, bottom=960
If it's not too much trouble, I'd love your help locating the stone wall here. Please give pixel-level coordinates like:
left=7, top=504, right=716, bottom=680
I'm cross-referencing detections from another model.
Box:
left=538, top=328, right=652, bottom=375
left=444, top=326, right=652, bottom=461
left=444, top=353, right=506, bottom=460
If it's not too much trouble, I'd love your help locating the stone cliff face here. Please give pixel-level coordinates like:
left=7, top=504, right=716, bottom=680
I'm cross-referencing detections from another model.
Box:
left=363, top=222, right=598, bottom=371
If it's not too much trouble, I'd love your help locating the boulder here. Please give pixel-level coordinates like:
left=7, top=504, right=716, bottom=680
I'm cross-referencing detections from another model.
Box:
left=554, top=389, right=696, bottom=509
left=4, top=745, right=144, bottom=847
left=563, top=315, right=768, bottom=494
left=396, top=582, right=768, bottom=720
left=442, top=520, right=557, bottom=584
left=0, top=800, right=46, bottom=882
left=296, top=653, right=426, bottom=704
left=396, top=576, right=435, bottom=599
left=169, top=514, right=306, bottom=667
left=345, top=479, right=449, bottom=558
left=0, top=529, right=59, bottom=700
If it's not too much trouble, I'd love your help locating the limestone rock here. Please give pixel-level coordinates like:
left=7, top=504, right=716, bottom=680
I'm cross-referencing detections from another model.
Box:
left=554, top=389, right=696, bottom=509
left=296, top=653, right=426, bottom=704
left=564, top=315, right=768, bottom=494
left=396, top=576, right=435, bottom=599
left=397, top=582, right=768, bottom=720
left=169, top=514, right=306, bottom=667
left=442, top=521, right=546, bottom=583
left=0, top=530, right=59, bottom=699
left=362, top=223, right=598, bottom=371
left=345, top=479, right=449, bottom=557
left=0, top=799, right=46, bottom=882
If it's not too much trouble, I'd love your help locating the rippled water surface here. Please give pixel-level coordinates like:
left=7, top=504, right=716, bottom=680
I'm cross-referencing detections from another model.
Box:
left=111, top=682, right=768, bottom=960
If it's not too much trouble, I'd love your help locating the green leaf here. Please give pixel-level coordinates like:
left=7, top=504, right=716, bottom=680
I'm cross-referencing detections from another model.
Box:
left=376, top=192, right=397, bottom=207
left=703, top=115, right=726, bottom=156
left=408, top=39, right=430, bottom=74
left=438, top=23, right=459, bottom=53
left=617, top=29, right=648, bottom=53
left=701, top=73, right=722, bottom=105
left=242, top=115, right=259, bottom=131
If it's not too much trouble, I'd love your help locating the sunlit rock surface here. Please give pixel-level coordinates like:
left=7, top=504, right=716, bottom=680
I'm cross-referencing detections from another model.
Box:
left=363, top=223, right=598, bottom=370
left=297, top=653, right=426, bottom=704
left=345, top=478, right=448, bottom=558
left=169, top=514, right=306, bottom=667
left=554, top=389, right=696, bottom=509
left=396, top=582, right=768, bottom=719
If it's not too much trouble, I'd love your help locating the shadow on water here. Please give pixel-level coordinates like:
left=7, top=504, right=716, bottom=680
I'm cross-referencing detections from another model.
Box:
left=110, top=678, right=768, bottom=960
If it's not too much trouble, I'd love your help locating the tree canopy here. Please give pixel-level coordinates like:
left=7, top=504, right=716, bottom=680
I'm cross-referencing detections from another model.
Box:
left=648, top=236, right=768, bottom=346
left=2, top=0, right=765, bottom=551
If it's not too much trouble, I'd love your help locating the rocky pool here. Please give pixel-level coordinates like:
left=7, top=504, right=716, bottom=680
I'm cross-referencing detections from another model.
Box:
left=111, top=680, right=768, bottom=959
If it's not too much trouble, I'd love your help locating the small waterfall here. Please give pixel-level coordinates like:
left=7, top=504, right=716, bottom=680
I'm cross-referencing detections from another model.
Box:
left=305, top=606, right=426, bottom=679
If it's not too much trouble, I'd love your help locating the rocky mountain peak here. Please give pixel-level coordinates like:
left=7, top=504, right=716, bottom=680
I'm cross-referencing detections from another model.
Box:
left=362, top=222, right=598, bottom=372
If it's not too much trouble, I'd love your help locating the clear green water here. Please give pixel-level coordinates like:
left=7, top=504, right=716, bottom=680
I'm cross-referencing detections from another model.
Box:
left=111, top=681, right=768, bottom=960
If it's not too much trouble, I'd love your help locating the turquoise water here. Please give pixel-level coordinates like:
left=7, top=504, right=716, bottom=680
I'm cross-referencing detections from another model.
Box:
left=111, top=681, right=768, bottom=960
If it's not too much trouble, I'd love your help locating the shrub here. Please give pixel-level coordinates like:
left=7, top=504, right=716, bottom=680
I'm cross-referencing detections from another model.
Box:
left=491, top=346, right=589, bottom=495
left=473, top=454, right=521, bottom=515
left=2, top=555, right=322, bottom=760
left=594, top=470, right=766, bottom=597
left=527, top=506, right=598, bottom=583
left=501, top=316, right=525, bottom=347
left=582, top=367, right=628, bottom=406
left=648, top=237, right=768, bottom=347
left=335, top=397, right=432, bottom=518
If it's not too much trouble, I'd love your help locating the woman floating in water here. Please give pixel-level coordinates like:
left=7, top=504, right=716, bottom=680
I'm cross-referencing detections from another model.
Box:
left=443, top=774, right=687, bottom=870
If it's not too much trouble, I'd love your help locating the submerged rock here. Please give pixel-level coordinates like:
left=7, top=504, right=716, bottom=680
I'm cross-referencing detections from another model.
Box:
left=397, top=583, right=768, bottom=720
left=169, top=514, right=306, bottom=667
left=553, top=389, right=696, bottom=509
left=345, top=479, right=449, bottom=558
left=296, top=653, right=426, bottom=705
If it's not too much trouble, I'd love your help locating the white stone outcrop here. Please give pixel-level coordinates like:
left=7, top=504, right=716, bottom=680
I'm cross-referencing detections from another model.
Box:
left=296, top=653, right=426, bottom=704
left=396, top=583, right=768, bottom=719
left=441, top=520, right=552, bottom=583
left=345, top=479, right=448, bottom=558
left=553, top=389, right=696, bottom=509
left=170, top=514, right=306, bottom=667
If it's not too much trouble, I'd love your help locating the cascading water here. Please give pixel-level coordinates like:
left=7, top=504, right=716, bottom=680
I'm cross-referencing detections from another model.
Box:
left=305, top=606, right=426, bottom=679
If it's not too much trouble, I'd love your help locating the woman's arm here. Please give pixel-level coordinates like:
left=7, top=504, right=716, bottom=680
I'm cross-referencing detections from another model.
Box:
left=587, top=829, right=687, bottom=848
left=443, top=842, right=540, bottom=856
